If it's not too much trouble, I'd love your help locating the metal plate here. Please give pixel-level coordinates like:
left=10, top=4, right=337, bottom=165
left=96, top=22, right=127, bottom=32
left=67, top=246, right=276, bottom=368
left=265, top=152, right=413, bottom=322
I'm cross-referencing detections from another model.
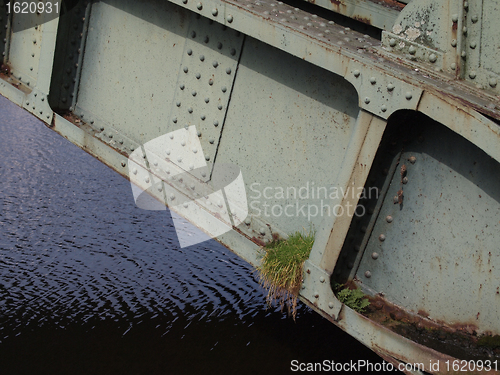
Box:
left=215, top=36, right=360, bottom=240
left=357, top=112, right=500, bottom=335
left=8, top=12, right=42, bottom=88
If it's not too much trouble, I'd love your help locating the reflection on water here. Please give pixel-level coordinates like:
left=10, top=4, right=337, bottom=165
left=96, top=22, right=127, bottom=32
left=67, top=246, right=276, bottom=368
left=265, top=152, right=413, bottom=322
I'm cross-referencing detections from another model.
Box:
left=0, top=95, right=388, bottom=374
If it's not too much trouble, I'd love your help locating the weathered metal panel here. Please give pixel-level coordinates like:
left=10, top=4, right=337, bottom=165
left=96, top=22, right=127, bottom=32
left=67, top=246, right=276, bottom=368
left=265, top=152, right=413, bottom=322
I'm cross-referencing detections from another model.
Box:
left=356, top=113, right=500, bottom=335
left=214, top=36, right=360, bottom=239
left=74, top=0, right=191, bottom=146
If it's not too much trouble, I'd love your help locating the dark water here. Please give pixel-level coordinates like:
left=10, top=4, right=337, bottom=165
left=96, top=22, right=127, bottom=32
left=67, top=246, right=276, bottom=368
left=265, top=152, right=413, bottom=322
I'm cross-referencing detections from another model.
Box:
left=0, top=95, right=390, bottom=375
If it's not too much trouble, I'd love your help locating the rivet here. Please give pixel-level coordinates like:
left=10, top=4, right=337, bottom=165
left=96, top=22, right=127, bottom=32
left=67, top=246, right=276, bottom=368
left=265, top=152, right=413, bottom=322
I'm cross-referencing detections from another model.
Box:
left=177, top=156, right=182, bottom=162
left=429, top=53, right=437, bottom=63
left=158, top=186, right=163, bottom=192
left=201, top=115, right=206, bottom=120
left=212, top=8, right=218, bottom=16
left=360, top=226, right=367, bottom=233
left=226, top=67, right=231, bottom=75
left=379, top=234, right=386, bottom=242
left=230, top=48, right=236, bottom=56
left=450, top=63, right=456, bottom=70
left=212, top=61, right=218, bottom=68
left=182, top=0, right=187, bottom=3
left=196, top=2, right=202, bottom=10
left=451, top=39, right=457, bottom=47
left=452, top=14, right=458, bottom=23
left=354, top=244, right=360, bottom=252
left=405, top=92, right=412, bottom=100
left=188, top=107, right=193, bottom=113
left=463, top=1, right=468, bottom=10
left=176, top=101, right=181, bottom=107
left=145, top=177, right=150, bottom=183
left=470, top=41, right=476, bottom=49
left=389, top=38, right=396, bottom=47
left=387, top=83, right=395, bottom=91
left=170, top=194, right=176, bottom=200
left=204, top=97, right=210, bottom=103
left=369, top=77, right=376, bottom=84
left=172, top=117, right=177, bottom=123
left=462, top=26, right=467, bottom=35
left=320, top=276, right=325, bottom=283
left=208, top=79, right=214, bottom=86
left=461, top=51, right=467, bottom=58
left=259, top=227, right=266, bottom=235
left=227, top=15, right=233, bottom=23
left=213, top=120, right=219, bottom=127
left=221, top=86, right=227, bottom=92
left=192, top=148, right=198, bottom=153
left=217, top=42, right=223, bottom=49
left=364, top=97, right=370, bottom=104
left=347, top=262, right=354, bottom=269
left=132, top=168, right=138, bottom=175
left=372, top=252, right=379, bottom=260
left=204, top=36, right=209, bottom=43
left=179, top=84, right=185, bottom=90
left=218, top=104, right=223, bottom=110
left=181, top=140, right=186, bottom=146
left=328, top=302, right=334, bottom=309
left=469, top=71, right=476, bottom=79
left=393, top=195, right=399, bottom=204
left=489, top=78, right=497, bottom=88
left=364, top=271, right=372, bottom=278
left=192, top=90, right=197, bottom=96
left=314, top=292, right=319, bottom=298
left=381, top=105, right=387, bottom=112
left=199, top=55, right=205, bottom=62
left=352, top=70, right=360, bottom=78
left=402, top=177, right=408, bottom=184
left=205, top=155, right=210, bottom=161
left=471, top=15, right=478, bottom=23
left=26, top=101, right=30, bottom=105
left=183, top=66, right=188, bottom=73
left=166, top=149, right=171, bottom=155
left=386, top=215, right=393, bottom=223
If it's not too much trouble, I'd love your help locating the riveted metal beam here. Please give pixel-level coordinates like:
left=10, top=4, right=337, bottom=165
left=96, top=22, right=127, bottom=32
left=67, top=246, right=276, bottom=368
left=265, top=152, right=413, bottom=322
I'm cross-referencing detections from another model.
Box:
left=300, top=0, right=405, bottom=31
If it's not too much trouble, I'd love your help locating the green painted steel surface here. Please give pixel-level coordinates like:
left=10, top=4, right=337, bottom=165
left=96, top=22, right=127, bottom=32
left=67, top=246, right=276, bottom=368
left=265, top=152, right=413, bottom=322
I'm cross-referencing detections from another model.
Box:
left=2, top=0, right=500, bottom=372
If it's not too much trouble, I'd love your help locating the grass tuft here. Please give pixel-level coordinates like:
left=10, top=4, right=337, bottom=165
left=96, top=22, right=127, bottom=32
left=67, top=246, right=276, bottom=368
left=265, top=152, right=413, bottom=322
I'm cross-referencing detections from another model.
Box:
left=256, top=231, right=314, bottom=320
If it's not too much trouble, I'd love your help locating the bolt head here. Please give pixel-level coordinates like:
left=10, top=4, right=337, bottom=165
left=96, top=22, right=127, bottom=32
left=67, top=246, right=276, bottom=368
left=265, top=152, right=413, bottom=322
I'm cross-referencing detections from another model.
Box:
left=379, top=234, right=386, bottom=242
left=353, top=70, right=360, bottom=77
left=405, top=92, right=413, bottom=100
left=320, top=276, right=325, bottom=283
left=386, top=215, right=393, bottom=223
left=372, top=252, right=379, bottom=260
left=364, top=271, right=372, bottom=278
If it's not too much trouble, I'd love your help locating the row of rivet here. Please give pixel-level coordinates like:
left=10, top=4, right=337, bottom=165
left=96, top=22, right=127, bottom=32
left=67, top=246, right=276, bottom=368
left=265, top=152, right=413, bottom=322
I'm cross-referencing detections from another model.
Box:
left=364, top=155, right=417, bottom=280
left=352, top=70, right=412, bottom=112
left=302, top=268, right=335, bottom=309
left=180, top=0, right=233, bottom=23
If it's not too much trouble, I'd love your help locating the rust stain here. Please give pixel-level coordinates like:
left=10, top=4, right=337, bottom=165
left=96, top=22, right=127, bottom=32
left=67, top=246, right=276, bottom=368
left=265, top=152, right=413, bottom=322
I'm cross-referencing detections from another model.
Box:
left=352, top=16, right=372, bottom=26
left=366, top=0, right=405, bottom=11
left=251, top=236, right=266, bottom=247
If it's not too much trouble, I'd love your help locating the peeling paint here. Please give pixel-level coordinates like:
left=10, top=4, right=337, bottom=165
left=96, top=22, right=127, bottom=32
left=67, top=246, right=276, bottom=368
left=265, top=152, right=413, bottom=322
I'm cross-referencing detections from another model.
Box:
left=404, top=27, right=421, bottom=41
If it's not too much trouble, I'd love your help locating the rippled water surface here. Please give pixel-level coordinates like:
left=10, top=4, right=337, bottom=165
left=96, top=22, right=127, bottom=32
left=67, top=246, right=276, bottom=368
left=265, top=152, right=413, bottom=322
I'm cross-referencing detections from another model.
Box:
left=0, top=95, right=388, bottom=374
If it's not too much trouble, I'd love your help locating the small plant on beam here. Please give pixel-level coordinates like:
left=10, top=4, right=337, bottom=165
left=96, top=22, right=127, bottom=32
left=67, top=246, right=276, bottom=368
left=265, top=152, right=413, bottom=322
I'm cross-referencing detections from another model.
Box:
left=256, top=231, right=314, bottom=320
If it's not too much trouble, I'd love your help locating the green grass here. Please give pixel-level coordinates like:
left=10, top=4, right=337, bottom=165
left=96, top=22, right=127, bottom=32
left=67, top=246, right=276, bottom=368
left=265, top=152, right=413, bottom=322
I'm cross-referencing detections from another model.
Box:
left=333, top=282, right=370, bottom=313
left=256, top=231, right=315, bottom=319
